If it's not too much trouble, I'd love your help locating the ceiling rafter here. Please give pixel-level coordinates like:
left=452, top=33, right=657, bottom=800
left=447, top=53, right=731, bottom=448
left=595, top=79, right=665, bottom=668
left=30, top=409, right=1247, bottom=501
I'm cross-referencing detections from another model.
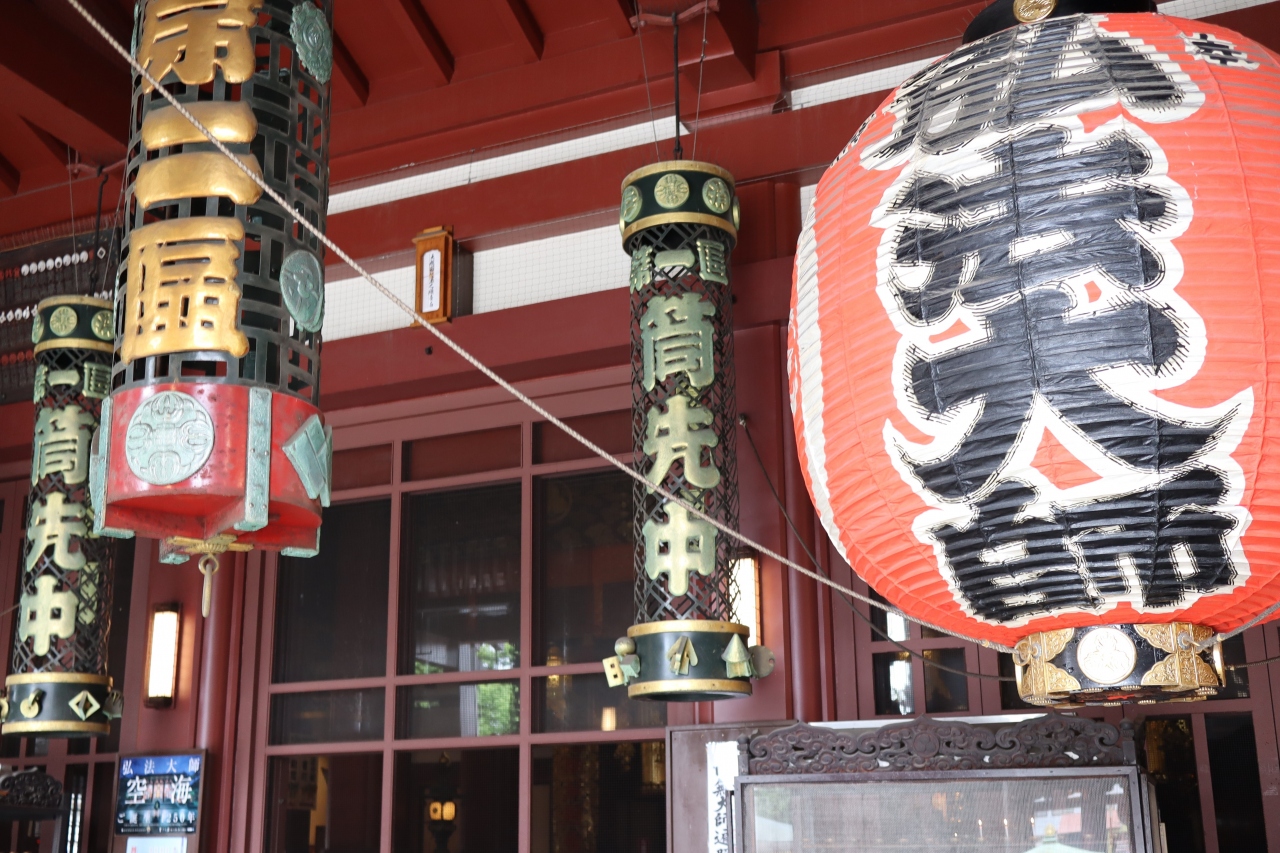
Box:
left=0, top=2, right=128, bottom=157
left=388, top=0, right=455, bottom=86
left=495, top=0, right=544, bottom=62
left=333, top=32, right=370, bottom=105
left=608, top=0, right=639, bottom=39
left=20, top=118, right=75, bottom=167
left=0, top=152, right=18, bottom=197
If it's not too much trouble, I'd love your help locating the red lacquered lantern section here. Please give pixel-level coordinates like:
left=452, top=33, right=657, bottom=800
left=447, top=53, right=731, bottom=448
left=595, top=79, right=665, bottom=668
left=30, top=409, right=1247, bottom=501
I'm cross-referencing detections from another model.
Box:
left=90, top=0, right=333, bottom=564
left=788, top=13, right=1280, bottom=704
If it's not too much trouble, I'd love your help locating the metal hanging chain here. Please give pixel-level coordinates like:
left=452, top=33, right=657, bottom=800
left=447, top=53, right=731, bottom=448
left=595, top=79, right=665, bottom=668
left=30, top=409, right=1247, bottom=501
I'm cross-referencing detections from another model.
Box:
left=739, top=417, right=1016, bottom=682
left=64, top=0, right=1015, bottom=655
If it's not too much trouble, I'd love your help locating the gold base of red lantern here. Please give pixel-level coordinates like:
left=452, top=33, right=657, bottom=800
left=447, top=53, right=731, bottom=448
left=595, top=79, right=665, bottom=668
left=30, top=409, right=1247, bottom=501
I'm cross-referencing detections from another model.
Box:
left=1013, top=623, right=1223, bottom=707
left=92, top=382, right=326, bottom=557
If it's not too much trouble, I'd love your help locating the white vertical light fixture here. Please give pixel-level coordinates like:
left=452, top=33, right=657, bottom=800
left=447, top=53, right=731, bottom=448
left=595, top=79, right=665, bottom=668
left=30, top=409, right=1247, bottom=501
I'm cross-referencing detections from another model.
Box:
left=144, top=603, right=181, bottom=708
left=600, top=706, right=617, bottom=732
left=731, top=549, right=761, bottom=645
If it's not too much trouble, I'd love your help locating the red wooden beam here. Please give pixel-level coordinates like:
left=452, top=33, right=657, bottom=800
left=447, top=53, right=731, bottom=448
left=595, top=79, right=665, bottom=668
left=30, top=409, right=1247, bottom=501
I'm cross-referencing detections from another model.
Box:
left=387, top=0, right=455, bottom=86
left=0, top=152, right=18, bottom=197
left=0, top=0, right=129, bottom=155
left=596, top=0, right=638, bottom=40
left=332, top=31, right=370, bottom=106
left=495, top=0, right=544, bottom=62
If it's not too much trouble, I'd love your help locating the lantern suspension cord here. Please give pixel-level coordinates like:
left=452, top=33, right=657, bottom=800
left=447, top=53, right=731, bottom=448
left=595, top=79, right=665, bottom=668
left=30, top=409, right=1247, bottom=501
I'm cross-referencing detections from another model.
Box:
left=739, top=417, right=1017, bottom=680
left=635, top=2, right=663, bottom=160
left=63, top=0, right=1019, bottom=655
left=691, top=1, right=709, bottom=160
left=672, top=11, right=682, bottom=159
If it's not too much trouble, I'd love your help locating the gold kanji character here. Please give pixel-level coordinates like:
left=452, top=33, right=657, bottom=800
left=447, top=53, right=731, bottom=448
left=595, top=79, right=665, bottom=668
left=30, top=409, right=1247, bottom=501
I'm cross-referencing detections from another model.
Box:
left=26, top=493, right=87, bottom=573
left=630, top=246, right=654, bottom=292
left=32, top=405, right=95, bottom=486
left=643, top=503, right=717, bottom=596
left=640, top=293, right=716, bottom=391
left=82, top=362, right=111, bottom=399
left=643, top=396, right=720, bottom=490
left=123, top=217, right=250, bottom=363
left=697, top=239, right=727, bottom=285
left=18, top=575, right=78, bottom=657
left=137, top=0, right=261, bottom=92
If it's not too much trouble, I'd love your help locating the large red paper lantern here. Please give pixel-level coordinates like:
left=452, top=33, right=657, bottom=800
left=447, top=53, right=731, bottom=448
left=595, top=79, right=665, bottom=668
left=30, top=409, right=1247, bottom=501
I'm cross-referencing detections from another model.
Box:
left=789, top=12, right=1280, bottom=704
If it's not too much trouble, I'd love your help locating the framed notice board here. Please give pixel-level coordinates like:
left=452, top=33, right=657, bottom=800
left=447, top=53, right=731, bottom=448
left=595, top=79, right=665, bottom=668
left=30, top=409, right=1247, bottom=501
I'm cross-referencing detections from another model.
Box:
left=113, top=750, right=207, bottom=851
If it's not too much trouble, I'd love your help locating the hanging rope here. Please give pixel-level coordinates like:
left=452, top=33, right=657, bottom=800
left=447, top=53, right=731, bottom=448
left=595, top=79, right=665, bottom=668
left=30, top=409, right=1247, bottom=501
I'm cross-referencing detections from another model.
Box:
left=63, top=0, right=1018, bottom=654
left=738, top=417, right=1016, bottom=682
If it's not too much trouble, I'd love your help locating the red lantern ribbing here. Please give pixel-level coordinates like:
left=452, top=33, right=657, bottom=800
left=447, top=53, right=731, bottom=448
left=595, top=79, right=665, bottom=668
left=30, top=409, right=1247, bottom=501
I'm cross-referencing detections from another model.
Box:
left=789, top=11, right=1280, bottom=704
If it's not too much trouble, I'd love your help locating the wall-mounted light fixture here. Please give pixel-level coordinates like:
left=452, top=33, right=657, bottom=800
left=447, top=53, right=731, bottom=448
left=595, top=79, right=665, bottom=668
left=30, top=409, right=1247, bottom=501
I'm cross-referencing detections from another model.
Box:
left=144, top=603, right=181, bottom=708
left=730, top=548, right=761, bottom=645
left=600, top=706, right=617, bottom=732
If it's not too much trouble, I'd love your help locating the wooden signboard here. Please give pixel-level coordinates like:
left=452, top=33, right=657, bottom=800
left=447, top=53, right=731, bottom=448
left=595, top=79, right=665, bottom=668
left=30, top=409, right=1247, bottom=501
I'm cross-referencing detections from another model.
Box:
left=413, top=225, right=473, bottom=324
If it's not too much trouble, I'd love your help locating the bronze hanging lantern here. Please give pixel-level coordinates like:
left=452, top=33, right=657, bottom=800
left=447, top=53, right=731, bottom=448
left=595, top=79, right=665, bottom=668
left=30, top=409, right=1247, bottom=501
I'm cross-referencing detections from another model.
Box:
left=5, top=296, right=120, bottom=736
left=604, top=159, right=771, bottom=701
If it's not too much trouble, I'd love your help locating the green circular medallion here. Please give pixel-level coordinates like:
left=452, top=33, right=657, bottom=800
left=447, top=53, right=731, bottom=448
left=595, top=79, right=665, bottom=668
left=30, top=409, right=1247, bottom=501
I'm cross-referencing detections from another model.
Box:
left=48, top=306, right=77, bottom=337
left=654, top=174, right=690, bottom=209
left=702, top=177, right=731, bottom=214
left=91, top=310, right=114, bottom=341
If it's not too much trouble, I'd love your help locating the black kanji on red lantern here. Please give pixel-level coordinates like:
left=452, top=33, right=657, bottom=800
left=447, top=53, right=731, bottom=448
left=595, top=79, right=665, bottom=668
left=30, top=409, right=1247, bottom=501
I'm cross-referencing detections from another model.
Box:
left=863, top=16, right=1199, bottom=167
left=858, top=15, right=1258, bottom=621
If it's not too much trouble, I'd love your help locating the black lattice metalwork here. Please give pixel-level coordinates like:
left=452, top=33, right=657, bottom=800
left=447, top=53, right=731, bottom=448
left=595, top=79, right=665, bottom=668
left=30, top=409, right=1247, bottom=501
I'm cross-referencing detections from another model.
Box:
left=113, top=0, right=331, bottom=404
left=12, top=334, right=114, bottom=679
left=0, top=227, right=121, bottom=405
left=629, top=219, right=740, bottom=624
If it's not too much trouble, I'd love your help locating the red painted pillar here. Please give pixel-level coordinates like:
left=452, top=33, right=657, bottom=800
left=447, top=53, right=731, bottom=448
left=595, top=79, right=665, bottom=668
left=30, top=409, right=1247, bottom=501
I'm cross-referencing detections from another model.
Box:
left=780, top=327, right=824, bottom=722
left=195, top=552, right=242, bottom=853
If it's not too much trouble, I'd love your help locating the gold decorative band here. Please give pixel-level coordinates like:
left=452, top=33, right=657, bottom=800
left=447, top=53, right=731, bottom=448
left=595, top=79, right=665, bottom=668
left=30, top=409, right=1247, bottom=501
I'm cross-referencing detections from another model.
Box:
left=37, top=295, right=111, bottom=310
left=2, top=720, right=110, bottom=735
left=5, top=672, right=111, bottom=686
left=622, top=212, right=737, bottom=243
left=142, top=102, right=257, bottom=150
left=628, top=678, right=752, bottom=698
left=135, top=151, right=264, bottom=209
left=34, top=337, right=115, bottom=355
left=622, top=159, right=735, bottom=188
left=627, top=619, right=749, bottom=638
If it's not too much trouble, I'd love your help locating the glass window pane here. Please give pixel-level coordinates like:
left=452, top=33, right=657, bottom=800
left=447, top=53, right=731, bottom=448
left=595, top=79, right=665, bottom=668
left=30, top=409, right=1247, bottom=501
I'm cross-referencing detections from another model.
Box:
left=269, top=689, right=385, bottom=745
left=999, top=653, right=1036, bottom=711
left=531, top=743, right=666, bottom=853
left=403, top=426, right=521, bottom=482
left=533, top=411, right=632, bottom=463
left=274, top=500, right=390, bottom=682
left=1140, top=716, right=1205, bottom=853
left=923, top=648, right=970, bottom=713
left=534, top=673, right=665, bottom=733
left=332, top=444, right=392, bottom=491
left=1206, top=713, right=1267, bottom=851
left=1212, top=634, right=1250, bottom=700
left=400, top=484, right=521, bottom=674
left=265, top=754, right=381, bottom=853
left=536, top=471, right=634, bottom=665
left=869, top=590, right=909, bottom=642
left=393, top=749, right=518, bottom=853
left=873, top=651, right=914, bottom=716
left=397, top=680, right=520, bottom=739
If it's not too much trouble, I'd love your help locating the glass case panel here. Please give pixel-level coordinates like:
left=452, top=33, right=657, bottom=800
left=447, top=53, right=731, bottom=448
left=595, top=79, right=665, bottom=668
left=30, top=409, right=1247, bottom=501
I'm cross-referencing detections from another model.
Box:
left=400, top=483, right=522, bottom=675
left=741, top=774, right=1139, bottom=853
left=265, top=754, right=382, bottom=853
left=393, top=748, right=518, bottom=853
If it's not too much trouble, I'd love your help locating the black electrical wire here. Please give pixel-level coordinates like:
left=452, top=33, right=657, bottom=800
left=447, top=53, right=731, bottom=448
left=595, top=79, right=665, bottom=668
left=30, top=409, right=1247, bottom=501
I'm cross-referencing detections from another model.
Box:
left=738, top=416, right=1016, bottom=683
